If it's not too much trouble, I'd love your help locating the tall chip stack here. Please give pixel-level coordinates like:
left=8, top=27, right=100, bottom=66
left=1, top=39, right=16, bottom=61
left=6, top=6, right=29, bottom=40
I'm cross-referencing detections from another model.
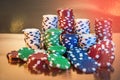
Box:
left=75, top=19, right=96, bottom=50
left=95, top=18, right=112, bottom=41
left=88, top=18, right=115, bottom=68
left=41, top=15, right=58, bottom=48
left=57, top=9, right=75, bottom=34
left=22, top=28, right=41, bottom=49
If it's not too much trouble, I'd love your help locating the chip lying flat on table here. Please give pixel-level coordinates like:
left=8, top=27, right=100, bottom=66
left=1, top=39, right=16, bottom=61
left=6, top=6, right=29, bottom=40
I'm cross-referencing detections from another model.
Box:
left=18, top=47, right=35, bottom=61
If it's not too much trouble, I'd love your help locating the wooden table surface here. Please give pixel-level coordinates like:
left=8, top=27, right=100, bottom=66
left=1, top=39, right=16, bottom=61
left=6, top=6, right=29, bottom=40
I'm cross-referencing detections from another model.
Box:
left=0, top=33, right=120, bottom=80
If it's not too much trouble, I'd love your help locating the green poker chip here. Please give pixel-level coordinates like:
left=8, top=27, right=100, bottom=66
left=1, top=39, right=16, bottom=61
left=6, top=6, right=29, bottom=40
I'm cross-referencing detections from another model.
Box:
left=18, top=47, right=35, bottom=61
left=47, top=45, right=66, bottom=55
left=44, top=28, right=62, bottom=48
left=48, top=54, right=70, bottom=69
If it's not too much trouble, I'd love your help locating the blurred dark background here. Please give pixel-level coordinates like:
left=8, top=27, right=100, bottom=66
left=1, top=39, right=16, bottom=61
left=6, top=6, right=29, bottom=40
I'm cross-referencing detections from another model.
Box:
left=0, top=0, right=120, bottom=33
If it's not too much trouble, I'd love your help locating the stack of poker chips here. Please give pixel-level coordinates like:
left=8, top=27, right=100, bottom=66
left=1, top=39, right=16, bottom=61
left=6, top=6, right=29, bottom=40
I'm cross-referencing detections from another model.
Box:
left=57, top=9, right=75, bottom=34
left=42, top=15, right=58, bottom=32
left=43, top=28, right=70, bottom=70
left=74, top=18, right=96, bottom=50
left=27, top=50, right=49, bottom=74
left=44, top=28, right=62, bottom=48
left=95, top=18, right=112, bottom=41
left=7, top=50, right=21, bottom=64
left=88, top=18, right=115, bottom=68
left=41, top=15, right=58, bottom=48
left=67, top=47, right=98, bottom=73
left=23, top=28, right=41, bottom=49
left=74, top=19, right=90, bottom=34
left=88, top=39, right=115, bottom=68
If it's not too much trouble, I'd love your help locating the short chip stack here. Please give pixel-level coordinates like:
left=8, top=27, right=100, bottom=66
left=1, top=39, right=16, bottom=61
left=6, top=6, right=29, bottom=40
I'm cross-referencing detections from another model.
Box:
left=7, top=50, right=21, bottom=64
left=27, top=50, right=49, bottom=74
left=67, top=47, right=98, bottom=73
left=61, top=34, right=78, bottom=50
left=57, top=9, right=75, bottom=34
left=44, top=28, right=62, bottom=48
left=78, top=34, right=97, bottom=50
left=74, top=19, right=90, bottom=34
left=88, top=39, right=115, bottom=68
left=42, top=15, right=58, bottom=32
left=95, top=18, right=112, bottom=41
left=23, top=28, right=41, bottom=49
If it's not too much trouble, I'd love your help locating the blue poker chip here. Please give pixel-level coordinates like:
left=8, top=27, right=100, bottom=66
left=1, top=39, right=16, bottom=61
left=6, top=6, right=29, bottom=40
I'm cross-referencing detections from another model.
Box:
left=67, top=47, right=98, bottom=73
left=67, top=47, right=88, bottom=60
left=61, top=34, right=79, bottom=50
left=77, top=58, right=98, bottom=73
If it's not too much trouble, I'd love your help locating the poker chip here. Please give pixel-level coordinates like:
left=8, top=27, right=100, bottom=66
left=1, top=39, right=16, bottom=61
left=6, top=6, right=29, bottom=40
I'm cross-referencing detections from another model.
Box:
left=18, top=47, right=35, bottom=61
left=48, top=54, right=71, bottom=69
left=67, top=47, right=88, bottom=60
left=7, top=50, right=20, bottom=64
left=47, top=45, right=66, bottom=55
left=27, top=52, right=49, bottom=74
left=78, top=34, right=97, bottom=50
left=67, top=47, right=98, bottom=73
left=61, top=34, right=78, bottom=50
left=42, top=14, right=58, bottom=32
left=44, top=28, right=62, bottom=47
left=95, top=18, right=112, bottom=41
left=22, top=28, right=41, bottom=49
left=88, top=39, right=115, bottom=67
left=74, top=19, right=90, bottom=34
left=57, top=9, right=75, bottom=34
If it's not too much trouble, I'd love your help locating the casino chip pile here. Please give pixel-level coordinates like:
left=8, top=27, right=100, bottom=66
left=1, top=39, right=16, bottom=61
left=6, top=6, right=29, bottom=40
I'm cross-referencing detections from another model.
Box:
left=57, top=9, right=74, bottom=34
left=23, top=28, right=41, bottom=49
left=6, top=9, right=115, bottom=74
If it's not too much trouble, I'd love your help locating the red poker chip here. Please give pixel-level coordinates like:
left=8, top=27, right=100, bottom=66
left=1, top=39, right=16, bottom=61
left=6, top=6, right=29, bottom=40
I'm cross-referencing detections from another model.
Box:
left=88, top=43, right=101, bottom=60
left=27, top=52, right=49, bottom=74
left=97, top=52, right=115, bottom=68
left=7, top=50, right=21, bottom=64
left=95, top=18, right=112, bottom=40
left=57, top=9, right=74, bottom=18
left=88, top=39, right=115, bottom=67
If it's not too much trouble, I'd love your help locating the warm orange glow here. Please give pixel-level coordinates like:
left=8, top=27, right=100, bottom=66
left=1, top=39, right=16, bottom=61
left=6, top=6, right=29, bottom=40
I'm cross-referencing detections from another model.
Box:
left=108, top=0, right=120, bottom=16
